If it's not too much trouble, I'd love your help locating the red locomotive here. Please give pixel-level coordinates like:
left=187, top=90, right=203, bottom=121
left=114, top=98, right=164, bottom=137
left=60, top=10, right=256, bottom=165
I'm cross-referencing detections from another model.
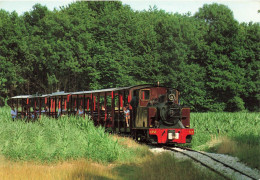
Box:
left=9, top=84, right=194, bottom=145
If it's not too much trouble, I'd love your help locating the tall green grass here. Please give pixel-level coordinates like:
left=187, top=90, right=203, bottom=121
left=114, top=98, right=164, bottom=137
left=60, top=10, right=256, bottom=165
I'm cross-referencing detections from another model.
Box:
left=191, top=112, right=260, bottom=147
left=191, top=112, right=260, bottom=169
left=0, top=107, right=141, bottom=163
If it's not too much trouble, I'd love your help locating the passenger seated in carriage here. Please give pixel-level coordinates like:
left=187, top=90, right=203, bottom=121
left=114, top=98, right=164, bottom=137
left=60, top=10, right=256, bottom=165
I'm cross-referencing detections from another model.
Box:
left=72, top=106, right=77, bottom=115
left=41, top=107, right=45, bottom=113
left=76, top=106, right=84, bottom=117
left=40, top=106, right=49, bottom=117
left=31, top=107, right=40, bottom=119
left=42, top=106, right=49, bottom=113
left=11, top=106, right=17, bottom=121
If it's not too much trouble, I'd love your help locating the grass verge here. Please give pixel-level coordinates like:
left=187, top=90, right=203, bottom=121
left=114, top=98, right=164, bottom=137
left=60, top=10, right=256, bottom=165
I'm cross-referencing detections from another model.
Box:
left=191, top=112, right=260, bottom=170
left=0, top=107, right=144, bottom=163
left=0, top=152, right=224, bottom=180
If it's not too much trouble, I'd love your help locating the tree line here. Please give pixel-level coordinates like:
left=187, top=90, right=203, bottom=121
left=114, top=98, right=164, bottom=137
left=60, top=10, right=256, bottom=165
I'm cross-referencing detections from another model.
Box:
left=0, top=1, right=259, bottom=111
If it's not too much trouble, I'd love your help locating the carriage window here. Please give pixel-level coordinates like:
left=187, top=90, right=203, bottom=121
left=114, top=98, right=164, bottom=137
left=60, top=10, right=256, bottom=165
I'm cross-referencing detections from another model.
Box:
left=140, top=90, right=150, bottom=100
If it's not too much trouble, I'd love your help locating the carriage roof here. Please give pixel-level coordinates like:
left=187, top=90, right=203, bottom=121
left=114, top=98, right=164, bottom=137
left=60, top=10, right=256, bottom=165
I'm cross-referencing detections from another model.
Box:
left=10, top=84, right=163, bottom=99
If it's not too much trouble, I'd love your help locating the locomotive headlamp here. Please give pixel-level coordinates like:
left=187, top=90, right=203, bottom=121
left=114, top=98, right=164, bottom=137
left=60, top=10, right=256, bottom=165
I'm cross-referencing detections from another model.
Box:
left=168, top=94, right=175, bottom=101
left=175, top=133, right=179, bottom=139
left=168, top=133, right=173, bottom=140
left=168, top=130, right=180, bottom=140
left=168, top=130, right=175, bottom=140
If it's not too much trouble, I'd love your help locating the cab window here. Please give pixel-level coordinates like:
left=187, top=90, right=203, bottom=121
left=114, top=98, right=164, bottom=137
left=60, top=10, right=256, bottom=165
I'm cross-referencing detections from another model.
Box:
left=140, top=90, right=150, bottom=100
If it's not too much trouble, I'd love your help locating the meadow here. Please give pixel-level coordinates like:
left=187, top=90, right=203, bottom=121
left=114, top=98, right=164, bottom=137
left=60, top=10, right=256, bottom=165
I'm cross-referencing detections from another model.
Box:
left=191, top=112, right=260, bottom=170
left=0, top=107, right=259, bottom=179
left=0, top=107, right=223, bottom=180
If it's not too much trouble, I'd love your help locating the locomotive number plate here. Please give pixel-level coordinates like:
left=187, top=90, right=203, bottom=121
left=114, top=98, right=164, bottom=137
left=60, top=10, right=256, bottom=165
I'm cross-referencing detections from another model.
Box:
left=150, top=130, right=157, bottom=134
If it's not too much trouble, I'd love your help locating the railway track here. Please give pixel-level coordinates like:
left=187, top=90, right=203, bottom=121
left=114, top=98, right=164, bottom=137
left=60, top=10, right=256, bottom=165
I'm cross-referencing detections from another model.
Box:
left=163, top=146, right=259, bottom=180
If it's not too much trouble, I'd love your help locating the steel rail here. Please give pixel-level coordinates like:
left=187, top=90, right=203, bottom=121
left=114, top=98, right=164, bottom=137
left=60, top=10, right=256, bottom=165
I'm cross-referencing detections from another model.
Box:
left=163, top=146, right=257, bottom=180
left=178, top=147, right=258, bottom=180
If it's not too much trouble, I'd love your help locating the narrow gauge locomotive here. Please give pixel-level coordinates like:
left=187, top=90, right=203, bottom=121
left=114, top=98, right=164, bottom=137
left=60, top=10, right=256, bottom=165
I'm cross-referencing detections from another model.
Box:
left=9, top=84, right=194, bottom=145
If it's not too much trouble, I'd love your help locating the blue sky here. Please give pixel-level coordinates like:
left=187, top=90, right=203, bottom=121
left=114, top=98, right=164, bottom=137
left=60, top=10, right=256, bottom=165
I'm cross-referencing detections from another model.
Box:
left=0, top=0, right=259, bottom=23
